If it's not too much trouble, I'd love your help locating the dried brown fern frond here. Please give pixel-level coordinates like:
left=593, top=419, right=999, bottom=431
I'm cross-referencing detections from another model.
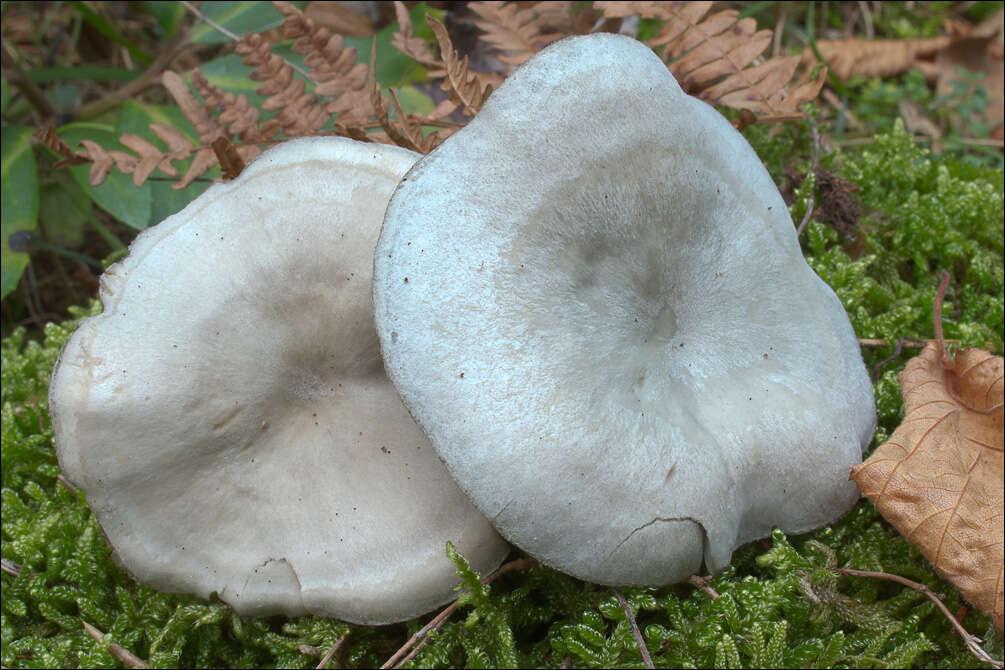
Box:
left=189, top=69, right=276, bottom=143
left=234, top=33, right=325, bottom=137
left=391, top=1, right=443, bottom=72
left=597, top=1, right=824, bottom=122
left=34, top=126, right=89, bottom=169
left=427, top=16, right=494, bottom=115
left=367, top=41, right=445, bottom=154
left=162, top=71, right=224, bottom=143
left=273, top=0, right=373, bottom=126
left=467, top=1, right=567, bottom=66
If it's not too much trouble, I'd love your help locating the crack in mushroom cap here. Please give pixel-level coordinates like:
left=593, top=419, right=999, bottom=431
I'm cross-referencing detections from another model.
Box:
left=49, top=137, right=509, bottom=624
left=373, top=34, right=877, bottom=586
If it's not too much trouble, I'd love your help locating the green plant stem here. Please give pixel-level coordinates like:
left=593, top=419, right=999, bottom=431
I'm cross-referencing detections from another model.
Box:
left=86, top=213, right=127, bottom=252
left=73, top=24, right=191, bottom=121
left=28, top=238, right=103, bottom=269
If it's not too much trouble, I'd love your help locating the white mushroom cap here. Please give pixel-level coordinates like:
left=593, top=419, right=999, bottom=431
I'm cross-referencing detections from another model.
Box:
left=373, top=34, right=876, bottom=586
left=49, top=137, right=509, bottom=624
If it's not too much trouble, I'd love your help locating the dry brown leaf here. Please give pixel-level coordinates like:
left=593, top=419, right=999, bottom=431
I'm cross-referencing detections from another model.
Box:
left=850, top=343, right=1004, bottom=631
left=936, top=9, right=1004, bottom=133
left=804, top=36, right=951, bottom=81
left=594, top=0, right=696, bottom=21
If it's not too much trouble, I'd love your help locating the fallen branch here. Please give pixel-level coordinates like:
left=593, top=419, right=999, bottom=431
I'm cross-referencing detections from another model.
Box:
left=835, top=568, right=1003, bottom=668
left=74, top=25, right=191, bottom=121
left=82, top=621, right=151, bottom=669
left=686, top=574, right=721, bottom=600
left=316, top=634, right=347, bottom=670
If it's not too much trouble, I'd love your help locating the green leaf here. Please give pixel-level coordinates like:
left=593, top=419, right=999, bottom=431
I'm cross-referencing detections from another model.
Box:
left=345, top=3, right=443, bottom=87
left=195, top=54, right=265, bottom=104
left=1, top=125, right=39, bottom=298
left=56, top=121, right=152, bottom=230
left=143, top=0, right=186, bottom=36
left=1, top=77, right=11, bottom=114
left=715, top=634, right=742, bottom=670
left=38, top=172, right=91, bottom=247
left=68, top=1, right=153, bottom=65
left=188, top=1, right=306, bottom=44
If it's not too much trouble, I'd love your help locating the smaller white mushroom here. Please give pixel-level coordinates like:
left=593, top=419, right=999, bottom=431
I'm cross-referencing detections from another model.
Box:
left=49, top=137, right=509, bottom=625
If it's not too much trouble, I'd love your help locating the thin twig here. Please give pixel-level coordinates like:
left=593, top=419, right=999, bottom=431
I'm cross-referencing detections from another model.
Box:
left=613, top=588, right=655, bottom=670
left=82, top=621, right=151, bottom=669
left=316, top=634, right=347, bottom=669
left=686, top=574, right=721, bottom=600
left=772, top=3, right=788, bottom=58
left=381, top=557, right=536, bottom=669
left=933, top=270, right=951, bottom=355
left=835, top=568, right=1003, bottom=668
left=74, top=25, right=192, bottom=121
left=795, top=116, right=821, bottom=237
left=180, top=1, right=314, bottom=81
left=858, top=337, right=958, bottom=349
left=857, top=1, right=875, bottom=40
left=1, top=41, right=57, bottom=118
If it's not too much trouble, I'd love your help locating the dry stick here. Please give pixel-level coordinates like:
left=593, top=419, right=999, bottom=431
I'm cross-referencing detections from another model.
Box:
left=613, top=588, right=655, bottom=670
left=771, top=3, right=788, bottom=58
left=74, top=26, right=191, bottom=121
left=857, top=1, right=875, bottom=40
left=835, top=568, right=1003, bottom=669
left=316, top=634, right=348, bottom=670
left=858, top=337, right=959, bottom=349
left=1, top=41, right=57, bottom=118
left=686, top=574, right=721, bottom=600
left=82, top=621, right=151, bottom=669
left=179, top=1, right=313, bottom=82
left=795, top=116, right=821, bottom=237
left=381, top=558, right=537, bottom=669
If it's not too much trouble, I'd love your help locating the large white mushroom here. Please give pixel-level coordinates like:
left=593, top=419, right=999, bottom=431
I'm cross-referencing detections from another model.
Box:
left=373, top=34, right=876, bottom=586
left=49, top=137, right=509, bottom=624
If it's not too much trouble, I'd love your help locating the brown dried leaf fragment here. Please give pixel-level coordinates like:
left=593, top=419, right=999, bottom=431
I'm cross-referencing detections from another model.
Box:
left=804, top=37, right=951, bottom=81
left=850, top=343, right=1004, bottom=631
left=427, top=16, right=494, bottom=115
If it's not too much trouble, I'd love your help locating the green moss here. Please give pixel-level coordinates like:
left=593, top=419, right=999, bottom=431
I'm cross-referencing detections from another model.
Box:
left=2, top=126, right=1003, bottom=668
